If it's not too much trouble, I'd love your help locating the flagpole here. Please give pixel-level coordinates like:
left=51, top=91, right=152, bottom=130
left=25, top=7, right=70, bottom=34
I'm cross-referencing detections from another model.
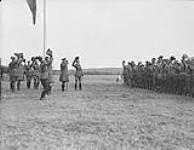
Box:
left=0, top=58, right=1, bottom=101
left=43, top=0, right=46, bottom=58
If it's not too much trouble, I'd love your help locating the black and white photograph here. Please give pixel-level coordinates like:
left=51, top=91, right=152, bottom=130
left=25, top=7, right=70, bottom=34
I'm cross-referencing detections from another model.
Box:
left=0, top=0, right=194, bottom=149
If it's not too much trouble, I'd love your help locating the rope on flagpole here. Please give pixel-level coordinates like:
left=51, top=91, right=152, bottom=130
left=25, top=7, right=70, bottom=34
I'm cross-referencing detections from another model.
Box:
left=43, top=0, right=47, bottom=58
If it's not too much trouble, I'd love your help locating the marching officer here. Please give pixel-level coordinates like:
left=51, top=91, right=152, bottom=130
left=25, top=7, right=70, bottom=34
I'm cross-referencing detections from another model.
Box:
left=45, top=48, right=53, bottom=93
left=39, top=57, right=50, bottom=100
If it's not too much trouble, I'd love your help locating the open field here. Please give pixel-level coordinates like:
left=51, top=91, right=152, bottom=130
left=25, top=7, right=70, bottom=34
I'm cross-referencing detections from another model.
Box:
left=1, top=75, right=194, bottom=150
left=53, top=68, right=122, bottom=76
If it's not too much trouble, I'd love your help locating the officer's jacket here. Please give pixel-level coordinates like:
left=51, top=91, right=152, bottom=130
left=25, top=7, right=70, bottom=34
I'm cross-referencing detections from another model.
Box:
left=9, top=60, right=18, bottom=77
left=33, top=63, right=40, bottom=77
left=40, top=62, right=48, bottom=79
left=73, top=63, right=83, bottom=77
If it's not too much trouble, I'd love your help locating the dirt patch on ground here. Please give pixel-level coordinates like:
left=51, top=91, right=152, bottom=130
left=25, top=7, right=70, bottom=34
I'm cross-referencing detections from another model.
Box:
left=1, top=75, right=194, bottom=150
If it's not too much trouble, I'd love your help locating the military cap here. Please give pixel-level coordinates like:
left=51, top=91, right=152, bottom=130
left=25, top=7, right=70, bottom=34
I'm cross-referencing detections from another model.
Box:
left=138, top=61, right=142, bottom=65
left=75, top=56, right=80, bottom=60
left=170, top=56, right=176, bottom=61
left=158, top=55, right=163, bottom=59
left=31, top=57, right=35, bottom=61
left=131, top=61, right=135, bottom=64
left=46, top=48, right=52, bottom=56
left=182, top=54, right=188, bottom=59
left=11, top=56, right=15, bottom=60
left=14, top=52, right=23, bottom=58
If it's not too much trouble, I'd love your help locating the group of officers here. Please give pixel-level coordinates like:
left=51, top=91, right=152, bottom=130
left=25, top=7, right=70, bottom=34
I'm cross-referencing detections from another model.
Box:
left=8, top=49, right=83, bottom=100
left=122, top=54, right=194, bottom=98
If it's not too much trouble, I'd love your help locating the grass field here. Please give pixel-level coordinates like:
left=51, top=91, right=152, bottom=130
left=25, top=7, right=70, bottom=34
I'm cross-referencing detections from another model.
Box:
left=1, top=75, right=194, bottom=150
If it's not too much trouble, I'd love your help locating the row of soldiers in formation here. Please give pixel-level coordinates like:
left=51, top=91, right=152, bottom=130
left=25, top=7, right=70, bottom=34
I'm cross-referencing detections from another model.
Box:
left=8, top=49, right=83, bottom=100
left=122, top=54, right=194, bottom=98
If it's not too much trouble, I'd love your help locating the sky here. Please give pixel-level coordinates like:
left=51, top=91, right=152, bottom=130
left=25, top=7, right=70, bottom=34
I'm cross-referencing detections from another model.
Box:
left=0, top=0, right=194, bottom=69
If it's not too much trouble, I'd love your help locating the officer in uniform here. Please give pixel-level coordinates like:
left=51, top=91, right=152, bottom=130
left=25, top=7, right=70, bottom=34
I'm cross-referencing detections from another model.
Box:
left=126, top=62, right=133, bottom=87
left=181, top=54, right=191, bottom=96
left=59, top=58, right=69, bottom=91
left=45, top=48, right=53, bottom=93
left=8, top=56, right=18, bottom=92
left=122, top=61, right=128, bottom=84
left=72, top=56, right=83, bottom=90
left=25, top=61, right=33, bottom=89
left=39, top=57, right=50, bottom=100
left=184, top=54, right=194, bottom=97
left=16, top=58, right=25, bottom=91
left=32, top=59, right=40, bottom=89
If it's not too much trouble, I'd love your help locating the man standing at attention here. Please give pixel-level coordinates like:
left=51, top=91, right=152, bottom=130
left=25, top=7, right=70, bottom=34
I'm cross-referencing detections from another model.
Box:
left=59, top=58, right=69, bottom=92
left=9, top=56, right=18, bottom=92
left=72, top=56, right=83, bottom=90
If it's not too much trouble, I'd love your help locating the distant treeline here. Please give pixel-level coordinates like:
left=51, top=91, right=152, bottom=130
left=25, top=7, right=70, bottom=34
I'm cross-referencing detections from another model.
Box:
left=1, top=66, right=121, bottom=80
left=53, top=68, right=122, bottom=75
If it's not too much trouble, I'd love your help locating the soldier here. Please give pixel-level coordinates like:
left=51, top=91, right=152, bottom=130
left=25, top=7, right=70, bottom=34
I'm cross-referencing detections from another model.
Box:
left=8, top=56, right=18, bottom=92
left=155, top=55, right=163, bottom=92
left=131, top=61, right=138, bottom=88
left=184, top=54, right=194, bottom=97
left=32, top=60, right=40, bottom=89
left=136, top=61, right=144, bottom=88
left=39, top=57, right=50, bottom=100
left=181, top=54, right=191, bottom=96
left=144, top=61, right=153, bottom=90
left=46, top=48, right=53, bottom=93
left=150, top=58, right=156, bottom=90
left=25, top=61, right=33, bottom=89
left=59, top=58, right=69, bottom=91
left=122, top=61, right=127, bottom=84
left=72, top=56, right=83, bottom=90
left=126, top=62, right=133, bottom=87
left=16, top=58, right=25, bottom=91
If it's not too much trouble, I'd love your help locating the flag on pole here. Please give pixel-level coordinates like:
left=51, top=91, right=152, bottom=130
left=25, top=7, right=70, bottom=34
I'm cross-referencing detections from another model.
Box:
left=26, top=0, right=36, bottom=25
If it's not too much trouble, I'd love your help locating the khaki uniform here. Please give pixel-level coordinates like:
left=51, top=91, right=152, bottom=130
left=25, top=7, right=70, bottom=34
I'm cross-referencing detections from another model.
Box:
left=73, top=61, right=83, bottom=90
left=40, top=61, right=50, bottom=100
left=32, top=63, right=40, bottom=89
left=59, top=61, right=69, bottom=82
left=46, top=57, right=53, bottom=83
left=9, top=60, right=18, bottom=92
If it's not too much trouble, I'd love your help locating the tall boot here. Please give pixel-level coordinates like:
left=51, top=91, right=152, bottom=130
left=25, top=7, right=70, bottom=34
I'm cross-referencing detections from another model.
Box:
left=27, top=81, right=31, bottom=89
left=48, top=84, right=52, bottom=95
left=79, top=83, right=82, bottom=90
left=75, top=83, right=77, bottom=90
left=17, top=81, right=20, bottom=91
left=11, top=82, right=14, bottom=92
left=40, top=91, right=45, bottom=100
left=62, top=83, right=65, bottom=91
